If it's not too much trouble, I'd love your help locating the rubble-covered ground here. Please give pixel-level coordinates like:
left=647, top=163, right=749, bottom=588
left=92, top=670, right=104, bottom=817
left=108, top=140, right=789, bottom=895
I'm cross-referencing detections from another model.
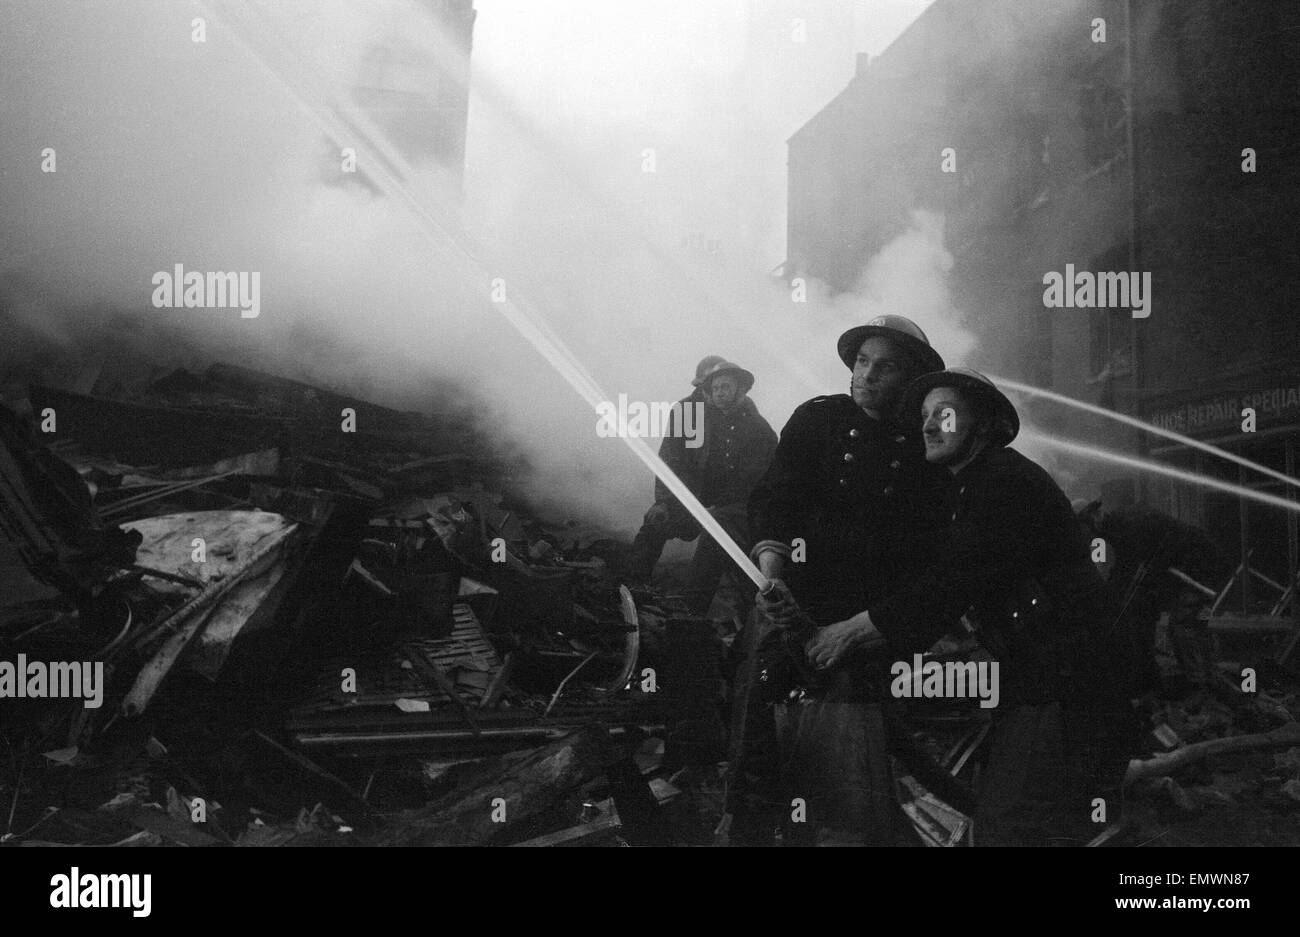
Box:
left=3, top=361, right=1299, bottom=847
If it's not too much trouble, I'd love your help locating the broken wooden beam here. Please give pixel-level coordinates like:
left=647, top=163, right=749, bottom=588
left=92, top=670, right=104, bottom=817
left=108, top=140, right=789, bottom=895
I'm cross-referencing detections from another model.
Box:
left=1125, top=721, right=1300, bottom=784
left=245, top=731, right=379, bottom=820
left=122, top=522, right=299, bottom=716
left=480, top=652, right=515, bottom=709
left=402, top=643, right=481, bottom=735
left=367, top=725, right=627, bottom=846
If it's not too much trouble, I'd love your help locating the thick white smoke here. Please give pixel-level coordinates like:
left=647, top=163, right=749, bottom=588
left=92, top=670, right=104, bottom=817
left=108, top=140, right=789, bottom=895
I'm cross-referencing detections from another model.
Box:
left=2, top=0, right=1018, bottom=536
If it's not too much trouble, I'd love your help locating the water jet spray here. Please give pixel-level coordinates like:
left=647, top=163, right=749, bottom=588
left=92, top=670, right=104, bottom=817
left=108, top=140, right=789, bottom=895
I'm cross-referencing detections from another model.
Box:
left=1020, top=430, right=1300, bottom=516
left=991, top=374, right=1300, bottom=494
left=202, top=0, right=773, bottom=595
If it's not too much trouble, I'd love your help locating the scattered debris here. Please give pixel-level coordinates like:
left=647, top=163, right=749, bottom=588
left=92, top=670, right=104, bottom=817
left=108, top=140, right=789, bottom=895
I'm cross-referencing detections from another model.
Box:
left=4, top=360, right=1297, bottom=847
left=0, top=363, right=691, bottom=846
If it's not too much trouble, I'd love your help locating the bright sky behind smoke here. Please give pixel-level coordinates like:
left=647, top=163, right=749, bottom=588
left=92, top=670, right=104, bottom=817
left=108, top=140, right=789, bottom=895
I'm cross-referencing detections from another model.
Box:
left=1, top=1, right=966, bottom=533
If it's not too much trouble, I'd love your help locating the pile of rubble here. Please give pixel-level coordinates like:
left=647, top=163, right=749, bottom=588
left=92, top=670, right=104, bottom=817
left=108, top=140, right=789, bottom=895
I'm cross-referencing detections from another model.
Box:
left=1116, top=678, right=1300, bottom=846
left=0, top=362, right=732, bottom=847
left=4, top=359, right=1298, bottom=847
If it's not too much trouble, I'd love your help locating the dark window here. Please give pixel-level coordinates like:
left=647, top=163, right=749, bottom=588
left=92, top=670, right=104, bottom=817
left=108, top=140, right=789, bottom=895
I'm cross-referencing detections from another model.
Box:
left=1087, top=244, right=1132, bottom=377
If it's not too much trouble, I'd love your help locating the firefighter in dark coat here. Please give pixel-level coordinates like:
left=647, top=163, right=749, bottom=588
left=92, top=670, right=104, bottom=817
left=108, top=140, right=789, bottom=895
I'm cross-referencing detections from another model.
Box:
left=623, top=355, right=716, bottom=588
left=626, top=359, right=777, bottom=615
left=728, top=316, right=950, bottom=845
left=748, top=316, right=950, bottom=626
left=805, top=369, right=1138, bottom=845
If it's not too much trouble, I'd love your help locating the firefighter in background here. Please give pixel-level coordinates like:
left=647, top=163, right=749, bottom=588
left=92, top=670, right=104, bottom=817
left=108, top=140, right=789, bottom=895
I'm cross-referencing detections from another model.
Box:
left=625, top=359, right=777, bottom=616
left=804, top=369, right=1138, bottom=845
left=732, top=315, right=950, bottom=845
left=1076, top=500, right=1226, bottom=692
left=622, top=354, right=719, bottom=588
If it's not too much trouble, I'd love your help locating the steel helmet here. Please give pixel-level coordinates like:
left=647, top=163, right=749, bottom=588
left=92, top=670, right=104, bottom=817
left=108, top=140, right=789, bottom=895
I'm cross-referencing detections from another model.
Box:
left=692, top=355, right=726, bottom=387
left=697, top=359, right=755, bottom=394
left=901, top=367, right=1020, bottom=446
left=837, top=315, right=945, bottom=374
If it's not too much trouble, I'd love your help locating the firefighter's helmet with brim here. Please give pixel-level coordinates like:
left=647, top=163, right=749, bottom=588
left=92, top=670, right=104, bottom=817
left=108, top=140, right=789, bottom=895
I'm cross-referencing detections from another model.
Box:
left=698, top=359, right=755, bottom=394
left=901, top=367, right=1020, bottom=447
left=837, top=315, right=946, bottom=375
left=692, top=355, right=726, bottom=387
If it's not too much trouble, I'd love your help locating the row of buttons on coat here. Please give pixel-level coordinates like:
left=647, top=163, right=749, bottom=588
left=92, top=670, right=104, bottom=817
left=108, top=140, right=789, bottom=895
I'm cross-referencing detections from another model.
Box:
left=720, top=419, right=740, bottom=471
left=837, top=427, right=908, bottom=494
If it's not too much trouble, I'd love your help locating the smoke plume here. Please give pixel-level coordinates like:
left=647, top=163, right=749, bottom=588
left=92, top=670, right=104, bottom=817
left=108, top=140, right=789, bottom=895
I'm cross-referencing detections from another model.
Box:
left=1, top=0, right=1013, bottom=536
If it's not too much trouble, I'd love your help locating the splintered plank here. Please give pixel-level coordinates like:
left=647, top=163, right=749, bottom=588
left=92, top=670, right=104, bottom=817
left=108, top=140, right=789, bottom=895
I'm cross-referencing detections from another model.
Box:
left=368, top=726, right=626, bottom=846
left=122, top=520, right=299, bottom=715
left=1125, top=721, right=1300, bottom=784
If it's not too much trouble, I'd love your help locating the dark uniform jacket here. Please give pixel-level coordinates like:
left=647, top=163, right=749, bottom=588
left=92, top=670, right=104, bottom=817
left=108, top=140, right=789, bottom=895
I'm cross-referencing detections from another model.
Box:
left=748, top=394, right=949, bottom=625
left=868, top=445, right=1116, bottom=703
left=656, top=395, right=776, bottom=515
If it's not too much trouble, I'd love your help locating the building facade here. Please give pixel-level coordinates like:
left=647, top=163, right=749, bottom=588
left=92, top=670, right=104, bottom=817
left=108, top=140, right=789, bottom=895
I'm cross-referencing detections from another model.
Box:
left=350, top=0, right=476, bottom=194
